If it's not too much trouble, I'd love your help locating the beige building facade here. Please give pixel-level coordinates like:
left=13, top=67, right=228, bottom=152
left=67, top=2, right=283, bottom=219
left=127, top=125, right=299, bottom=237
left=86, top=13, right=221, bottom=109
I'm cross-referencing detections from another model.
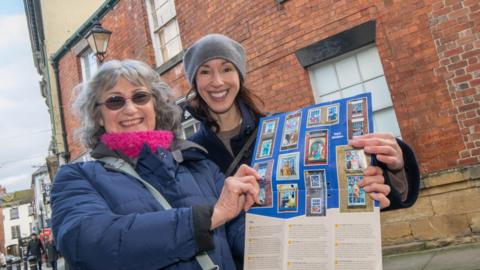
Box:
left=24, top=0, right=104, bottom=167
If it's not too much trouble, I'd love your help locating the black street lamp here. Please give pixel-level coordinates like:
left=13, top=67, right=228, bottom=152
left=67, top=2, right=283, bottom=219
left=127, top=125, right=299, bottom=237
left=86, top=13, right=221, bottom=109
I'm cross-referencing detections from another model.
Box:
left=85, top=20, right=112, bottom=63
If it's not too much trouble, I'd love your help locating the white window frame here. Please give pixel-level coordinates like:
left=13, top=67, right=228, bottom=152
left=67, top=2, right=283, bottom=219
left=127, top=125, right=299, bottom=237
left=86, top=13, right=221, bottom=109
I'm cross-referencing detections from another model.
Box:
left=80, top=48, right=98, bottom=82
left=176, top=96, right=200, bottom=139
left=308, top=44, right=402, bottom=137
left=145, top=0, right=183, bottom=66
left=10, top=208, right=19, bottom=220
left=11, top=225, right=20, bottom=239
left=181, top=118, right=200, bottom=139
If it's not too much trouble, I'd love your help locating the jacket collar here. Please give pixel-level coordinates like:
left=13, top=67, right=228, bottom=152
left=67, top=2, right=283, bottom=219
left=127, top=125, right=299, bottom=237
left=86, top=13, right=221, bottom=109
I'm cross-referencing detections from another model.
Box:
left=90, top=138, right=208, bottom=165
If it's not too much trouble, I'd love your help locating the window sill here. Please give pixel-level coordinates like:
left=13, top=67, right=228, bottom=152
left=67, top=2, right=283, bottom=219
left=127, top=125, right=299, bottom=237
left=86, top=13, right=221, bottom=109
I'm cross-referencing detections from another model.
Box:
left=155, top=50, right=185, bottom=75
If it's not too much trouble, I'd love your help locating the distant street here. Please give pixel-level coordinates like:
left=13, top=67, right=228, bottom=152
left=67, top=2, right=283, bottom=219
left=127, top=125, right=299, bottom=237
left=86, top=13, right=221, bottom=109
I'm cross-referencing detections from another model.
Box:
left=2, top=257, right=64, bottom=270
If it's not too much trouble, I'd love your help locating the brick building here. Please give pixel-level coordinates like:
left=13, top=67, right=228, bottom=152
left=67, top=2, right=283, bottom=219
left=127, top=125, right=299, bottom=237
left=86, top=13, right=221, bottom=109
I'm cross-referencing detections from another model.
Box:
left=27, top=0, right=480, bottom=254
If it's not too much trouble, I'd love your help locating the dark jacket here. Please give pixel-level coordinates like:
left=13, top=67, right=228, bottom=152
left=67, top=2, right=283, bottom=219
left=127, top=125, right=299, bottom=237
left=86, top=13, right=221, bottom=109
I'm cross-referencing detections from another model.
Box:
left=27, top=238, right=45, bottom=257
left=188, top=102, right=420, bottom=211
left=188, top=100, right=259, bottom=176
left=45, top=241, right=59, bottom=262
left=51, top=140, right=244, bottom=270
left=380, top=139, right=420, bottom=210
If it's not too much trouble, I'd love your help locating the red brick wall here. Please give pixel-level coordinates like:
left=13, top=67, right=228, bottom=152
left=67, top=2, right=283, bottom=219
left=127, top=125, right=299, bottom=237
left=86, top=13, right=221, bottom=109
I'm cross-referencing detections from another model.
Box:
left=429, top=0, right=480, bottom=167
left=168, top=0, right=478, bottom=173
left=57, top=0, right=155, bottom=160
left=58, top=52, right=83, bottom=159
left=57, top=0, right=479, bottom=173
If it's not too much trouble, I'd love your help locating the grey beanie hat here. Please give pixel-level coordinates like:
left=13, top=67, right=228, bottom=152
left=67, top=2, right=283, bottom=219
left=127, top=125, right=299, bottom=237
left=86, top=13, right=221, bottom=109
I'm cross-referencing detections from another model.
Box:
left=183, top=33, right=246, bottom=86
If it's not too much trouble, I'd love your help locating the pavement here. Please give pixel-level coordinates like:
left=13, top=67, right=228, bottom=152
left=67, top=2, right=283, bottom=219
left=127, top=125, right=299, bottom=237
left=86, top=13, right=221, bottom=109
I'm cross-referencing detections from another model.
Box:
left=2, top=257, right=65, bottom=270
left=44, top=258, right=65, bottom=270
left=3, top=245, right=479, bottom=270
left=383, top=242, right=480, bottom=270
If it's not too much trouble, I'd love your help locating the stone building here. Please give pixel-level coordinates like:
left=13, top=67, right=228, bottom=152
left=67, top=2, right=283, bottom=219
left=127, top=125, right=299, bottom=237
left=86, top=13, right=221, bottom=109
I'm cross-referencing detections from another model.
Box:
left=25, top=0, right=480, bottom=254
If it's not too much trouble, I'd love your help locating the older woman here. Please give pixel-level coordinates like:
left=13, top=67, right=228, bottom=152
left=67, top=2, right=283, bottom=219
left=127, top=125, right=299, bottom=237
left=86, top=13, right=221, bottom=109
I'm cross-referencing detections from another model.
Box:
left=51, top=59, right=260, bottom=270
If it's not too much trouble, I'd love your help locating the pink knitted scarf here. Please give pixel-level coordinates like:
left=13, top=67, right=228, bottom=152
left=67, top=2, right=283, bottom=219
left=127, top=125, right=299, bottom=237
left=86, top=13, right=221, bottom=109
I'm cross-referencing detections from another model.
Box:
left=100, top=130, right=174, bottom=158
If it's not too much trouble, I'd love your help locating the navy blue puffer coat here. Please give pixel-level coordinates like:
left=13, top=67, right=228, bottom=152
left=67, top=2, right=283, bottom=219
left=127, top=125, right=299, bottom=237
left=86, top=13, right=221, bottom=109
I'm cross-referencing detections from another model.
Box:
left=51, top=140, right=244, bottom=270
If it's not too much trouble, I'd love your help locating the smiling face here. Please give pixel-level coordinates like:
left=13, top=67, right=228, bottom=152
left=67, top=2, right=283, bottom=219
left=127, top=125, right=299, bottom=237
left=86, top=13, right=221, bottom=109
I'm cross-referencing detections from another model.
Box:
left=195, top=59, right=241, bottom=117
left=97, top=77, right=156, bottom=133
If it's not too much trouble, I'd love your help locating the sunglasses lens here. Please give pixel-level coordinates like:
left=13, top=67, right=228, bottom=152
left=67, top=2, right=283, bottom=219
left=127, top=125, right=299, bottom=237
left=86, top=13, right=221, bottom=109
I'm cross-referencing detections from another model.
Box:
left=132, top=92, right=152, bottom=105
left=100, top=92, right=152, bottom=110
left=104, top=96, right=126, bottom=110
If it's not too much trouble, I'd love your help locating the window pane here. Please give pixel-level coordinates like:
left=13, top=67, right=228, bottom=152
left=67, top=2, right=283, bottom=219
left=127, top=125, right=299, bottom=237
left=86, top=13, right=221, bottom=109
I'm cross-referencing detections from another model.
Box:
left=319, top=91, right=341, bottom=102
left=154, top=0, right=168, bottom=8
left=165, top=36, right=182, bottom=59
left=10, top=208, right=19, bottom=220
left=155, top=0, right=175, bottom=27
left=308, top=45, right=400, bottom=137
left=159, top=20, right=181, bottom=60
left=162, top=20, right=178, bottom=43
left=155, top=8, right=165, bottom=26
left=154, top=33, right=164, bottom=63
left=11, top=226, right=19, bottom=239
left=88, top=52, right=98, bottom=79
left=357, top=46, right=383, bottom=80
left=80, top=49, right=98, bottom=82
left=373, top=108, right=401, bottom=137
left=341, top=84, right=364, bottom=99
left=364, top=76, right=392, bottom=111
left=335, top=56, right=361, bottom=88
left=164, top=0, right=176, bottom=21
left=183, top=125, right=196, bottom=138
left=310, top=63, right=339, bottom=95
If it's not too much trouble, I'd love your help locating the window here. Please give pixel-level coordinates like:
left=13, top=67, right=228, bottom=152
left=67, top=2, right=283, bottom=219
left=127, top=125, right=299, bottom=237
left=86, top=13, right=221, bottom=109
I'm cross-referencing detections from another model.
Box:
left=181, top=118, right=200, bottom=139
left=146, top=0, right=182, bottom=66
left=10, top=208, right=19, bottom=220
left=28, top=205, right=34, bottom=216
left=11, top=225, right=20, bottom=239
left=176, top=97, right=200, bottom=139
left=309, top=45, right=401, bottom=137
left=80, top=48, right=98, bottom=81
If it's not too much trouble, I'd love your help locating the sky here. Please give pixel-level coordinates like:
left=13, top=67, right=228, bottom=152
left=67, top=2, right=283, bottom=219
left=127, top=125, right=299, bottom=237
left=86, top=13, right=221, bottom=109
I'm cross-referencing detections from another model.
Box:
left=0, top=1, right=52, bottom=192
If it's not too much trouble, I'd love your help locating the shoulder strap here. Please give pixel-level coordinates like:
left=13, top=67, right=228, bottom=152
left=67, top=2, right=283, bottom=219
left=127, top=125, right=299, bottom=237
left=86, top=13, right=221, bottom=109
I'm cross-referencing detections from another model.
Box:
left=98, top=157, right=219, bottom=270
left=225, top=127, right=258, bottom=177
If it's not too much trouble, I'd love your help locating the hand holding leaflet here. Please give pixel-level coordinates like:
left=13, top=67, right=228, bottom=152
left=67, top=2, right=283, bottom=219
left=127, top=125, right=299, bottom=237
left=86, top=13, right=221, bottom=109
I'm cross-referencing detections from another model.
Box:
left=211, top=164, right=261, bottom=230
left=244, top=93, right=385, bottom=270
left=361, top=165, right=391, bottom=209
left=349, top=133, right=404, bottom=171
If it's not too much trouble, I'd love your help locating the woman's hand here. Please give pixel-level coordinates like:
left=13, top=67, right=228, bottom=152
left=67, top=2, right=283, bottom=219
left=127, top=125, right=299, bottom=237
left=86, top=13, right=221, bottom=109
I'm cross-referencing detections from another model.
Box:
left=211, top=165, right=260, bottom=230
left=349, top=133, right=404, bottom=171
left=361, top=166, right=391, bottom=209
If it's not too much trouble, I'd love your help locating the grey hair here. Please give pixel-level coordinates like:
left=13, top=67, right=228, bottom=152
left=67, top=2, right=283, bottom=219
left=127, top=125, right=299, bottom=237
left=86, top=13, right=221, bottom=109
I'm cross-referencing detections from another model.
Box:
left=72, top=59, right=183, bottom=149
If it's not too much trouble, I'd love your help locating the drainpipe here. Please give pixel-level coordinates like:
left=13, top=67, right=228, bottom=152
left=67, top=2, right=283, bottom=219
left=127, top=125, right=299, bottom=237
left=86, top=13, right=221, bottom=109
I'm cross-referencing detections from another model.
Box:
left=52, top=61, right=70, bottom=164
